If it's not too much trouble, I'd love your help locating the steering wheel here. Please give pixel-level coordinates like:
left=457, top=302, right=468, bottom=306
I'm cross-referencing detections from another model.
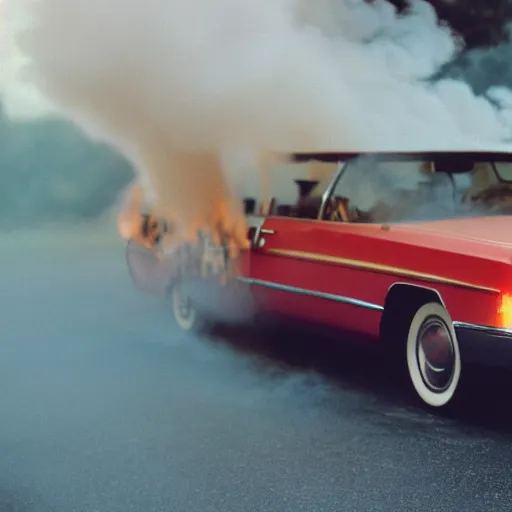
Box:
left=465, top=183, right=512, bottom=206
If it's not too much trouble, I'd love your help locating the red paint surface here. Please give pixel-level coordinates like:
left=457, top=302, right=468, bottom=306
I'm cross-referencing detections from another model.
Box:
left=244, top=215, right=512, bottom=337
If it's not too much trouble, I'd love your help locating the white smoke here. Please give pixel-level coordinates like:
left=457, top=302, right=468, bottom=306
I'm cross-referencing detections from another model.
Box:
left=1, top=0, right=512, bottom=242
left=0, top=0, right=54, bottom=119
left=8, top=0, right=512, bottom=149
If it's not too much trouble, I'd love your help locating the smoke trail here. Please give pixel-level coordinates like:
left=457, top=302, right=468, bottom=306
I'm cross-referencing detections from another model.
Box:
left=2, top=0, right=512, bottom=244
left=0, top=0, right=53, bottom=120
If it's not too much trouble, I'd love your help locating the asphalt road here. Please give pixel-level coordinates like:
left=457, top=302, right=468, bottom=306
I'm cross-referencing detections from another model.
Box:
left=1, top=226, right=512, bottom=512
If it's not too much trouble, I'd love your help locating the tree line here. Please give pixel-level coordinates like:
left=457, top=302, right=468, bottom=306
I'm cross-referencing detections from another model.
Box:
left=0, top=104, right=133, bottom=229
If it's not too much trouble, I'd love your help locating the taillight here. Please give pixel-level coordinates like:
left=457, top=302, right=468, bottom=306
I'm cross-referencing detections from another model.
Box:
left=497, top=293, right=512, bottom=329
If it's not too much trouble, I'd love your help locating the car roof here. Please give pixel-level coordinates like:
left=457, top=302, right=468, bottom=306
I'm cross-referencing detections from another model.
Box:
left=291, top=151, right=512, bottom=163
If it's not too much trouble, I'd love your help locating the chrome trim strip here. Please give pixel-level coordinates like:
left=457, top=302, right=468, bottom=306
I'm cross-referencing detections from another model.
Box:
left=237, top=279, right=511, bottom=333
left=264, top=248, right=500, bottom=294
left=453, top=321, right=512, bottom=336
left=237, top=277, right=383, bottom=311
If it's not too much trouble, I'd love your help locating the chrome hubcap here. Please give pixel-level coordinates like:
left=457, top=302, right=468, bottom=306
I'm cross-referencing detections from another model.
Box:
left=176, top=287, right=192, bottom=320
left=416, top=316, right=455, bottom=393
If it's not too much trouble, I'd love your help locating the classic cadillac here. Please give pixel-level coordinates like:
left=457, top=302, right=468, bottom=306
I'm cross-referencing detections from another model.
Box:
left=124, top=151, right=512, bottom=409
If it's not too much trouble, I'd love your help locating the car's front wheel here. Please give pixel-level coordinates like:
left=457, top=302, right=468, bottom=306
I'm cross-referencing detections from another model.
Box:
left=168, top=280, right=211, bottom=334
left=405, top=302, right=461, bottom=408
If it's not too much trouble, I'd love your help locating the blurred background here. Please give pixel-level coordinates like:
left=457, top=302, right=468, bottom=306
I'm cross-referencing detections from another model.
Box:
left=0, top=104, right=133, bottom=230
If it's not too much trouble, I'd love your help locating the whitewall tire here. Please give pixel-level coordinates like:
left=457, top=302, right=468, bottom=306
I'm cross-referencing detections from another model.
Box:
left=406, top=302, right=461, bottom=408
left=169, top=281, right=208, bottom=333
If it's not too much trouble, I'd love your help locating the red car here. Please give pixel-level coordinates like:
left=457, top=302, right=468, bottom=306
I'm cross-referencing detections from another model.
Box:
left=126, top=151, right=512, bottom=409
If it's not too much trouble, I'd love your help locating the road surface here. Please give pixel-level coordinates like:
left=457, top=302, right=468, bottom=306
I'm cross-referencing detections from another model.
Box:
left=1, top=225, right=512, bottom=512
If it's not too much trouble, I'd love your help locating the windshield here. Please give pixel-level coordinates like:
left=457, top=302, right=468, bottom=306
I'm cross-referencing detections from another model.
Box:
left=334, top=154, right=512, bottom=223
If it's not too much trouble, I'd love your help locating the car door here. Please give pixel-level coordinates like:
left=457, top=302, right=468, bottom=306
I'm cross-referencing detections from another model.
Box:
left=245, top=161, right=384, bottom=337
left=248, top=213, right=319, bottom=322
left=248, top=215, right=384, bottom=337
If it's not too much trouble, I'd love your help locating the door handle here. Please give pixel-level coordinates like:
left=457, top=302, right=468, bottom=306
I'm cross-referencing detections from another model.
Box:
left=252, top=225, right=275, bottom=250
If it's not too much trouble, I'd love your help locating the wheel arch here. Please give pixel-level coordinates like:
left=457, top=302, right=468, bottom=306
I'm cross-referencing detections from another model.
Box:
left=380, top=282, right=448, bottom=343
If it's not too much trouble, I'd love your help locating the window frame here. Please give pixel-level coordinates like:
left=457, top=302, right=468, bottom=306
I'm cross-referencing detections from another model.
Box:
left=317, top=160, right=350, bottom=221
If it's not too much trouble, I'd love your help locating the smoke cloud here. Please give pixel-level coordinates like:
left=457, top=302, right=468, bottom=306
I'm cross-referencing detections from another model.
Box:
left=2, top=0, right=512, bottom=242
left=0, top=1, right=53, bottom=120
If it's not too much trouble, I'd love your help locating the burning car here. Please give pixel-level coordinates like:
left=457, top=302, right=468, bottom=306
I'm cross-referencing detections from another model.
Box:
left=123, top=151, right=512, bottom=409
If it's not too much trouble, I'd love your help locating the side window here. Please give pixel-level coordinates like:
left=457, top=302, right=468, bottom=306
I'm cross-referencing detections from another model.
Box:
left=323, top=161, right=379, bottom=223
left=323, top=158, right=430, bottom=224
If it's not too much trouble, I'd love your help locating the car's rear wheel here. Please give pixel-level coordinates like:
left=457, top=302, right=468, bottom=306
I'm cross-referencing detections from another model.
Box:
left=405, top=302, right=461, bottom=408
left=168, top=280, right=211, bottom=334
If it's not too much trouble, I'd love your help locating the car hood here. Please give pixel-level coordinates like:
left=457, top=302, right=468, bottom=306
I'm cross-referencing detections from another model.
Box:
left=399, top=216, right=512, bottom=247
